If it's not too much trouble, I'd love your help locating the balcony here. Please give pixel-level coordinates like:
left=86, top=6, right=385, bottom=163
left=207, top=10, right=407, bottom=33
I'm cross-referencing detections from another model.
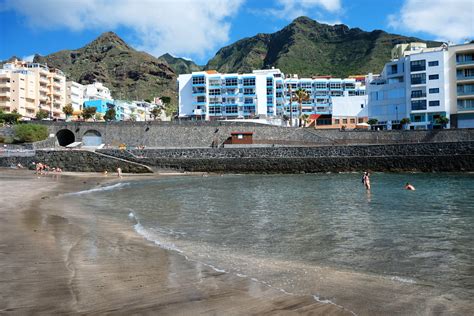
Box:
left=411, top=92, right=427, bottom=99
left=457, top=74, right=474, bottom=82
left=410, top=65, right=426, bottom=72
left=457, top=90, right=474, bottom=98
left=0, top=90, right=11, bottom=97
left=192, top=101, right=207, bottom=106
left=456, top=59, right=474, bottom=67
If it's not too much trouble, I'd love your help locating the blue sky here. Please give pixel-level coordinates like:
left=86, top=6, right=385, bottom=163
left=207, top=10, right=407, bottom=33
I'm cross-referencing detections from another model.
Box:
left=1, top=0, right=473, bottom=65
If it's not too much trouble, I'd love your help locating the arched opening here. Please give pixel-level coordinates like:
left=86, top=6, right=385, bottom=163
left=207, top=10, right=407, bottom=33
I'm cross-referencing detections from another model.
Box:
left=56, top=129, right=75, bottom=147
left=82, top=130, right=103, bottom=147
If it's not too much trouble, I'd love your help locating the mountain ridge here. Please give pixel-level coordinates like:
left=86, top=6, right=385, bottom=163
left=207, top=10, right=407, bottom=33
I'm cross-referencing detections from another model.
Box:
left=205, top=16, right=442, bottom=77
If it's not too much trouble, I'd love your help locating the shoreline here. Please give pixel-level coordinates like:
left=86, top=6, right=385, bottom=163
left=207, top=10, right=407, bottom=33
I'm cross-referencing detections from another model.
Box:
left=1, top=169, right=472, bottom=315
left=0, top=169, right=351, bottom=315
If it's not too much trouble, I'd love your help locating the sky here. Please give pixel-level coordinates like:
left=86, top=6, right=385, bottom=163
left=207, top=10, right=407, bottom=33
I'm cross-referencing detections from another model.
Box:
left=0, top=0, right=473, bottom=65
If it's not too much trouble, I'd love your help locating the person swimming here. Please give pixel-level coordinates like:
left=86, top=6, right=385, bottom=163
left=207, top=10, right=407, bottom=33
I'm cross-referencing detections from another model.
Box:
left=363, top=172, right=371, bottom=190
left=405, top=183, right=415, bottom=190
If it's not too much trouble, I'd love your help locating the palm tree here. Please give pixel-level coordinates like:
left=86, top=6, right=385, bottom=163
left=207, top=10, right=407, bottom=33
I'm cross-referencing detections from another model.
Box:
left=62, top=104, right=74, bottom=119
left=293, top=88, right=310, bottom=127
left=435, top=116, right=449, bottom=129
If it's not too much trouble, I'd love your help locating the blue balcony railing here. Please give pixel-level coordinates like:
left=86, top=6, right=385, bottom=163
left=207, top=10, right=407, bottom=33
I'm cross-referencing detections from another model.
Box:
left=457, top=74, right=474, bottom=80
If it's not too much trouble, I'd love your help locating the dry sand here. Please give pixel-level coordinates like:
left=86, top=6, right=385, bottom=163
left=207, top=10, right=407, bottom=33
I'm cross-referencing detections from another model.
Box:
left=0, top=169, right=350, bottom=315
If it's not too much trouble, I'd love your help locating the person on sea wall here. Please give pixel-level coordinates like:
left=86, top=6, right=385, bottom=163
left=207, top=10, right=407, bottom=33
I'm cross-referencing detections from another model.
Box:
left=405, top=183, right=415, bottom=190
left=117, top=167, right=122, bottom=178
left=362, top=171, right=371, bottom=190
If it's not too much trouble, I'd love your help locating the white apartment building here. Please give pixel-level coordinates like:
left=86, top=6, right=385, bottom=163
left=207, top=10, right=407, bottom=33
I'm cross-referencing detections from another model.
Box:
left=178, top=69, right=365, bottom=125
left=84, top=82, right=112, bottom=100
left=0, top=60, right=67, bottom=119
left=368, top=42, right=474, bottom=129
left=66, top=81, right=84, bottom=112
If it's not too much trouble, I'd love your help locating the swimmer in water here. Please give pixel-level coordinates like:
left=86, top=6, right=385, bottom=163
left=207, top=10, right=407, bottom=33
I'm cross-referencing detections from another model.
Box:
left=405, top=183, right=415, bottom=190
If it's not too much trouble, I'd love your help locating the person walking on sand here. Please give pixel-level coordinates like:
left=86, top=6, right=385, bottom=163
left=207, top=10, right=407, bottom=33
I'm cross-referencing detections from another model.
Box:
left=363, top=172, right=371, bottom=190
left=405, top=183, right=415, bottom=190
left=117, top=167, right=122, bottom=178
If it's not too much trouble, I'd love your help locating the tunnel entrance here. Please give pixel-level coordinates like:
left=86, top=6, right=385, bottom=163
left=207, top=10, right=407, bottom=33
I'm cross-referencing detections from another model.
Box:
left=82, top=130, right=103, bottom=147
left=56, top=129, right=75, bottom=147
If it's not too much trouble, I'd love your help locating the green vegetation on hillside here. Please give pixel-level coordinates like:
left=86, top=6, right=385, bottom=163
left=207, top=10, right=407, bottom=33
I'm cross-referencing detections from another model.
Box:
left=206, top=16, right=441, bottom=77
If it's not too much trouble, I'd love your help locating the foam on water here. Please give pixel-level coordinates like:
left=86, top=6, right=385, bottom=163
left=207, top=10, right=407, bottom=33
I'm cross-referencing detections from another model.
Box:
left=389, top=276, right=417, bottom=284
left=66, top=182, right=129, bottom=195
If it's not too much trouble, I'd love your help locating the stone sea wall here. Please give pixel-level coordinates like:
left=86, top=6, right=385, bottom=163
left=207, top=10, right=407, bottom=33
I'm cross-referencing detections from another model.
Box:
left=38, top=121, right=474, bottom=148
left=97, top=141, right=474, bottom=173
left=0, top=150, right=152, bottom=173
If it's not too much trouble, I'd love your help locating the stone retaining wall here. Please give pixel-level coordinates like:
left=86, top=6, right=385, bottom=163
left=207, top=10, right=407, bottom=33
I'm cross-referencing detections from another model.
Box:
left=38, top=121, right=474, bottom=148
left=0, top=150, right=152, bottom=173
left=97, top=141, right=474, bottom=173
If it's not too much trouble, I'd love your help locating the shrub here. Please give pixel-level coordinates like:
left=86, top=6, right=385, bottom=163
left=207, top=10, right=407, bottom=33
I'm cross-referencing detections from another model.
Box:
left=35, top=109, right=49, bottom=120
left=13, top=124, right=48, bottom=143
left=0, top=110, right=21, bottom=124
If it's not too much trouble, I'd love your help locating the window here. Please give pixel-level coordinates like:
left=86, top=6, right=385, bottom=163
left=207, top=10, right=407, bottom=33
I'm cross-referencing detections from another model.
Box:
left=411, top=100, right=427, bottom=110
left=266, top=88, right=273, bottom=95
left=411, top=73, right=426, bottom=85
left=314, top=82, right=327, bottom=89
left=429, top=100, right=440, bottom=106
left=428, top=61, right=439, bottom=67
left=209, top=89, right=220, bottom=96
left=411, top=90, right=426, bottom=98
left=334, top=119, right=340, bottom=124
left=266, top=78, right=273, bottom=86
left=196, top=96, right=206, bottom=103
left=192, top=76, right=205, bottom=85
left=225, top=78, right=238, bottom=86
left=244, top=88, right=255, bottom=95
left=244, top=98, right=254, bottom=104
left=358, top=118, right=364, bottom=123
left=350, top=118, right=355, bottom=124
left=410, top=60, right=426, bottom=72
left=429, top=74, right=439, bottom=80
left=429, top=88, right=439, bottom=94
left=209, top=106, right=221, bottom=114
left=361, top=104, right=364, bottom=108
left=342, top=119, right=348, bottom=124
left=243, top=77, right=256, bottom=86
left=225, top=106, right=238, bottom=114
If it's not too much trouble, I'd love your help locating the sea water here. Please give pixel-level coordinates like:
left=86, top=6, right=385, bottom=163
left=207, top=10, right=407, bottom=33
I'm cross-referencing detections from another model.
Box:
left=67, top=173, right=474, bottom=299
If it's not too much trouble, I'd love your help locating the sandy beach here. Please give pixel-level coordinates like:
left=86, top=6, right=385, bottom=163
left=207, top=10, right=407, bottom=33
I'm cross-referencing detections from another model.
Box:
left=0, top=169, right=350, bottom=315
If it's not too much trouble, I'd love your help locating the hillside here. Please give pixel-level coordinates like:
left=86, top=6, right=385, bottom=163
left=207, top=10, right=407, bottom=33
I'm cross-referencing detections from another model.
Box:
left=33, top=32, right=177, bottom=104
left=206, top=16, right=441, bottom=77
left=158, top=53, right=202, bottom=74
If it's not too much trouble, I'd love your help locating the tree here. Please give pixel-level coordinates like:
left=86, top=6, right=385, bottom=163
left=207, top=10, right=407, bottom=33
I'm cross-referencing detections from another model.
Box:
left=82, top=106, right=97, bottom=120
left=150, top=106, right=162, bottom=120
left=35, top=109, right=49, bottom=120
left=94, top=112, right=103, bottom=121
left=160, top=96, right=171, bottom=105
left=104, top=108, right=116, bottom=121
left=0, top=110, right=21, bottom=124
left=293, top=88, right=310, bottom=127
left=435, top=116, right=449, bottom=129
left=367, top=118, right=378, bottom=125
left=62, top=104, right=74, bottom=118
left=400, top=117, right=410, bottom=129
left=300, top=113, right=309, bottom=127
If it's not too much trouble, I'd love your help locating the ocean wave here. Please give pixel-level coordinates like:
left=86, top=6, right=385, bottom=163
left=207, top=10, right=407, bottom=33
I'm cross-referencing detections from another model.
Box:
left=132, top=220, right=183, bottom=253
left=313, top=295, right=358, bottom=316
left=389, top=276, right=416, bottom=284
left=66, top=182, right=129, bottom=195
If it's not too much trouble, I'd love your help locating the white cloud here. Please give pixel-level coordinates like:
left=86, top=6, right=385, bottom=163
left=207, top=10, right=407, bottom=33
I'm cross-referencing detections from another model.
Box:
left=2, top=0, right=245, bottom=59
left=388, top=0, right=474, bottom=44
left=22, top=54, right=35, bottom=62
left=265, top=0, right=342, bottom=20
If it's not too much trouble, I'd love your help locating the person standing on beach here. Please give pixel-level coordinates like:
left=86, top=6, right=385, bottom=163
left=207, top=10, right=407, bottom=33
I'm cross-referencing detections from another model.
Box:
left=117, top=167, right=122, bottom=179
left=363, top=172, right=371, bottom=190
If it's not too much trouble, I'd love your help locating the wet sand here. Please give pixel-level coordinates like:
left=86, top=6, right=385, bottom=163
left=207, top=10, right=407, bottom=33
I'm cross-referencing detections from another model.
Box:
left=0, top=169, right=349, bottom=315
